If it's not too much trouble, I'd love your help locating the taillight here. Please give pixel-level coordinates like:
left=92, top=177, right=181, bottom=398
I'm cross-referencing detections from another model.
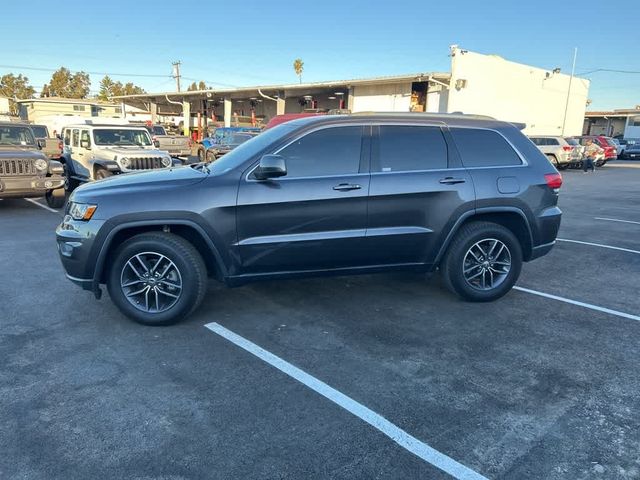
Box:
left=562, top=146, right=573, bottom=151
left=544, top=173, right=563, bottom=190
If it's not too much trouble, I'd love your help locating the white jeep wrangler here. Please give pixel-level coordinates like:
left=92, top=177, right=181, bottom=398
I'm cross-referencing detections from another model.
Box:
left=60, top=124, right=176, bottom=191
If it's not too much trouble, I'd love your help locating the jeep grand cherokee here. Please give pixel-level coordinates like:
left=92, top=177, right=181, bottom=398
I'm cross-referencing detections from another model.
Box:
left=56, top=113, right=562, bottom=325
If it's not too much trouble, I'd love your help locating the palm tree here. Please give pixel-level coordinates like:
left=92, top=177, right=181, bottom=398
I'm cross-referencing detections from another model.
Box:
left=293, top=59, right=304, bottom=84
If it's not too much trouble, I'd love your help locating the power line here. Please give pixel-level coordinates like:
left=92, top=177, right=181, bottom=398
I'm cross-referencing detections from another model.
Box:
left=578, top=68, right=640, bottom=75
left=0, top=64, right=172, bottom=78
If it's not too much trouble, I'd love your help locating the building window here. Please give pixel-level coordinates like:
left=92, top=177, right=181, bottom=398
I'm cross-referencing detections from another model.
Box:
left=631, top=116, right=640, bottom=127
left=73, top=105, right=86, bottom=112
left=115, top=107, right=122, bottom=114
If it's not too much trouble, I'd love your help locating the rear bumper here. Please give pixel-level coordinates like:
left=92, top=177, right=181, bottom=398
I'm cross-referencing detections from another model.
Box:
left=530, top=205, right=562, bottom=260
left=530, top=240, right=555, bottom=260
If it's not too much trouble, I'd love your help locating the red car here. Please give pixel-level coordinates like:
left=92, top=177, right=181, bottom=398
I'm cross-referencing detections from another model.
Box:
left=573, top=135, right=618, bottom=165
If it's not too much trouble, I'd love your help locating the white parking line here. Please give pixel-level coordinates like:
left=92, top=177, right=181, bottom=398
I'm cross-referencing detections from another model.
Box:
left=205, top=322, right=488, bottom=480
left=557, top=238, right=640, bottom=255
left=24, top=198, right=61, bottom=215
left=514, top=287, right=640, bottom=322
left=595, top=217, right=640, bottom=226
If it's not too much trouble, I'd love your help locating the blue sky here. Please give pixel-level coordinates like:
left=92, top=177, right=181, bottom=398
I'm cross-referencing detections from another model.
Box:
left=1, top=0, right=638, bottom=110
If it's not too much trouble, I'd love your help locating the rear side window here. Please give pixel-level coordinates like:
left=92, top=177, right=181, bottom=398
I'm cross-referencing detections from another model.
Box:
left=530, top=138, right=543, bottom=145
left=451, top=128, right=522, bottom=167
left=564, top=138, right=579, bottom=146
left=547, top=138, right=560, bottom=145
left=72, top=129, right=79, bottom=147
left=375, top=125, right=447, bottom=172
left=63, top=129, right=71, bottom=146
left=278, top=126, right=362, bottom=178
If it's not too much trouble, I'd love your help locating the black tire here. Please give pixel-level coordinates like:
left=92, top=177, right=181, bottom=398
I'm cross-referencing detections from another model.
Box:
left=197, top=147, right=206, bottom=162
left=63, top=164, right=80, bottom=193
left=546, top=154, right=559, bottom=168
left=95, top=167, right=113, bottom=180
left=107, top=232, right=207, bottom=326
left=45, top=188, right=66, bottom=208
left=205, top=150, right=216, bottom=163
left=441, top=221, right=523, bottom=302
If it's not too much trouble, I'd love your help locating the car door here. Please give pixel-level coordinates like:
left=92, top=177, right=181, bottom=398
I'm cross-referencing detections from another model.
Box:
left=68, top=128, right=91, bottom=180
left=236, top=124, right=371, bottom=274
left=365, top=124, right=475, bottom=266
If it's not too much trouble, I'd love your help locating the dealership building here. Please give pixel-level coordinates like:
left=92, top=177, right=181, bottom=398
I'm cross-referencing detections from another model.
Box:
left=114, top=46, right=590, bottom=137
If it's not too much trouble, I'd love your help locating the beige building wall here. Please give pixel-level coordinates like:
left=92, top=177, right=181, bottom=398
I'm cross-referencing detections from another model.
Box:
left=447, top=47, right=590, bottom=136
left=351, top=83, right=412, bottom=112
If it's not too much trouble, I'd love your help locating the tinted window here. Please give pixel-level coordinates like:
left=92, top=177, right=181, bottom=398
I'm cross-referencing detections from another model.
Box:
left=278, top=126, right=362, bottom=178
left=30, top=125, right=48, bottom=138
left=530, top=138, right=543, bottom=145
left=564, top=138, right=579, bottom=146
left=451, top=128, right=522, bottom=167
left=376, top=126, right=447, bottom=172
left=548, top=138, right=560, bottom=145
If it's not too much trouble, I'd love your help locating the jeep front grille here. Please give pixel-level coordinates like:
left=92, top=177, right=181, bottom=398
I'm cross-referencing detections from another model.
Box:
left=0, top=158, right=37, bottom=176
left=128, top=157, right=164, bottom=170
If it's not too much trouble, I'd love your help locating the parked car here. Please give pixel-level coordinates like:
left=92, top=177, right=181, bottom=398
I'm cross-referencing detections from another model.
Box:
left=144, top=124, right=192, bottom=158
left=572, top=135, right=617, bottom=165
left=0, top=122, right=66, bottom=207
left=56, top=113, right=562, bottom=326
left=60, top=124, right=178, bottom=192
left=623, top=142, right=640, bottom=160
left=610, top=138, right=623, bottom=157
left=617, top=138, right=640, bottom=159
left=29, top=124, right=62, bottom=160
left=529, top=135, right=582, bottom=169
left=197, top=127, right=261, bottom=161
left=203, top=132, right=258, bottom=162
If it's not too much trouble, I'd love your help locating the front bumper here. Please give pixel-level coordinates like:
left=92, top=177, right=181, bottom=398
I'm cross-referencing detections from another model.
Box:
left=56, top=217, right=105, bottom=294
left=0, top=175, right=64, bottom=198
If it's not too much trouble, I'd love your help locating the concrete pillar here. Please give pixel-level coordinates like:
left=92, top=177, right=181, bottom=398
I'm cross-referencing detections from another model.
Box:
left=224, top=99, right=232, bottom=127
left=150, top=102, right=158, bottom=124
left=182, top=101, right=190, bottom=137
left=347, top=87, right=355, bottom=112
left=276, top=97, right=285, bottom=115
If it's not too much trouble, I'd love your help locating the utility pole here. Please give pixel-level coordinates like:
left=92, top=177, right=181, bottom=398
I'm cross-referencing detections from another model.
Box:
left=561, top=48, right=578, bottom=136
left=172, top=61, right=182, bottom=92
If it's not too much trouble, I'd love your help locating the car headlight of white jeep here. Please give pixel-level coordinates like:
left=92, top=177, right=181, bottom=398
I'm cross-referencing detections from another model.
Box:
left=34, top=158, right=48, bottom=171
left=68, top=202, right=97, bottom=221
left=161, top=156, right=171, bottom=167
left=120, top=157, right=131, bottom=168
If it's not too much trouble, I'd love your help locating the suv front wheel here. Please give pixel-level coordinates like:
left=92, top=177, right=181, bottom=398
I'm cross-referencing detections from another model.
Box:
left=441, top=221, right=522, bottom=302
left=107, top=232, right=208, bottom=325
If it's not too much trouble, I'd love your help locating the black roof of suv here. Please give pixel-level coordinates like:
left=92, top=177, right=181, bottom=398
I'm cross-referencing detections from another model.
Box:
left=56, top=113, right=563, bottom=325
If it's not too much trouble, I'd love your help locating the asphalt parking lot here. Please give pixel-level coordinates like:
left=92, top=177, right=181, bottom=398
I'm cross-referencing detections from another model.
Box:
left=1, top=161, right=639, bottom=480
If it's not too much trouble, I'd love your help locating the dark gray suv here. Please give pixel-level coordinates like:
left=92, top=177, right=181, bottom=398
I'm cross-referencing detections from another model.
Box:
left=56, top=114, right=562, bottom=325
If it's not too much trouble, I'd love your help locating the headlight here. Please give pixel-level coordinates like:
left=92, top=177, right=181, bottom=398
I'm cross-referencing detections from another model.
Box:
left=34, top=158, right=48, bottom=171
left=68, top=202, right=97, bottom=221
left=120, top=157, right=131, bottom=168
left=161, top=157, right=171, bottom=167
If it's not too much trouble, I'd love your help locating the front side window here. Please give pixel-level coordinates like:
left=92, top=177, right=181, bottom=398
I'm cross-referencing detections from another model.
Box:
left=72, top=129, right=79, bottom=147
left=278, top=126, right=362, bottom=178
left=80, top=130, right=91, bottom=147
left=451, top=128, right=522, bottom=167
left=374, top=125, right=447, bottom=172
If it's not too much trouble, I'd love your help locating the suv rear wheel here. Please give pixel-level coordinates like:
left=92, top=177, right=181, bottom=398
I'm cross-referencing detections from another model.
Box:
left=95, top=167, right=113, bottom=180
left=107, top=232, right=207, bottom=325
left=45, top=187, right=66, bottom=208
left=441, top=221, right=522, bottom=302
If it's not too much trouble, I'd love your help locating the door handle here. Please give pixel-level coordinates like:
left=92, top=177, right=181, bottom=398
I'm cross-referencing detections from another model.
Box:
left=439, top=177, right=466, bottom=185
left=333, top=183, right=361, bottom=191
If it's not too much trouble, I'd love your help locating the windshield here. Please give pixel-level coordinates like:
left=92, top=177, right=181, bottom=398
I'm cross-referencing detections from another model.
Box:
left=152, top=126, right=166, bottom=135
left=30, top=125, right=48, bottom=138
left=93, top=128, right=152, bottom=146
left=221, top=134, right=254, bottom=146
left=0, top=126, right=37, bottom=146
left=209, top=124, right=296, bottom=175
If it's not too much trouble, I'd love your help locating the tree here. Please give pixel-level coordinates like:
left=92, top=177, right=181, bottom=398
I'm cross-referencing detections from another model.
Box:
left=187, top=81, right=208, bottom=91
left=98, top=75, right=145, bottom=100
left=42, top=67, right=91, bottom=99
left=293, top=58, right=304, bottom=84
left=0, top=73, right=36, bottom=114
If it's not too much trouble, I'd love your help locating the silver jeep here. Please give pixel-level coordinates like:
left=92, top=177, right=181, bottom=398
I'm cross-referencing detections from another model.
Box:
left=60, top=124, right=175, bottom=191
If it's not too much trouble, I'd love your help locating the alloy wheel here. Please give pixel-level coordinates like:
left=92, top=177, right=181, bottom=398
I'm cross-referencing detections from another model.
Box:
left=120, top=251, right=183, bottom=313
left=462, top=238, right=511, bottom=291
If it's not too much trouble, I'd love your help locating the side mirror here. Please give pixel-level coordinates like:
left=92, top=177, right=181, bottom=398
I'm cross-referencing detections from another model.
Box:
left=254, top=154, right=287, bottom=180
left=80, top=140, right=91, bottom=149
left=37, top=139, right=45, bottom=149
